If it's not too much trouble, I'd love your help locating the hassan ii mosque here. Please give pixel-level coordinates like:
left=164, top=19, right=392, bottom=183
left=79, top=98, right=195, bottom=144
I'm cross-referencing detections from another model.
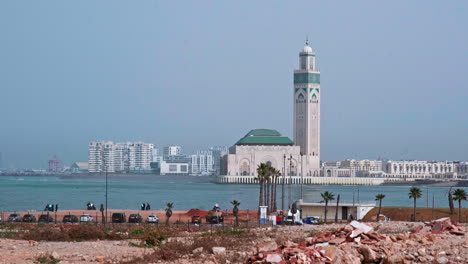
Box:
left=220, top=41, right=321, bottom=179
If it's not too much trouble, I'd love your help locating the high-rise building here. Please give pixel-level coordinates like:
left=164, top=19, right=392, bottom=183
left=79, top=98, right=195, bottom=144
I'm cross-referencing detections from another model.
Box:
left=88, top=141, right=105, bottom=173
left=88, top=141, right=154, bottom=173
left=163, top=146, right=182, bottom=156
left=294, top=40, right=321, bottom=176
left=134, top=142, right=154, bottom=170
left=209, top=146, right=228, bottom=175
left=191, top=151, right=214, bottom=175
left=102, top=142, right=116, bottom=173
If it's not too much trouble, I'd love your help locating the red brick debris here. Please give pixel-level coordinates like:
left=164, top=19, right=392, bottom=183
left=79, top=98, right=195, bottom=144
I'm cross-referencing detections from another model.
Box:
left=247, top=219, right=466, bottom=264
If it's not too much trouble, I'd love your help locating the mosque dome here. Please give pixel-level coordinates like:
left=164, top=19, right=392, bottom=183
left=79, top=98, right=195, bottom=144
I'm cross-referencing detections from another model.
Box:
left=303, top=45, right=313, bottom=53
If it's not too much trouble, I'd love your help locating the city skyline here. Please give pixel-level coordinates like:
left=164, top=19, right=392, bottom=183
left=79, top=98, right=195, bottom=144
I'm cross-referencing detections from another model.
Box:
left=1, top=1, right=467, bottom=168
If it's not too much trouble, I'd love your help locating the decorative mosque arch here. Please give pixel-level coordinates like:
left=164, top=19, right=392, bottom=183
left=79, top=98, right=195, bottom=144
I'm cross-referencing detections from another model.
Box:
left=239, top=159, right=250, bottom=176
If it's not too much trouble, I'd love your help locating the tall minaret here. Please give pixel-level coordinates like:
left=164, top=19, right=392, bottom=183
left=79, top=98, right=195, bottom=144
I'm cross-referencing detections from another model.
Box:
left=293, top=40, right=320, bottom=176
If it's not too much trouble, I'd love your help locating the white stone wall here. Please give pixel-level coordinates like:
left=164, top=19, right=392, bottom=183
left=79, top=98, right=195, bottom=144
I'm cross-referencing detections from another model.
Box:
left=224, top=145, right=302, bottom=176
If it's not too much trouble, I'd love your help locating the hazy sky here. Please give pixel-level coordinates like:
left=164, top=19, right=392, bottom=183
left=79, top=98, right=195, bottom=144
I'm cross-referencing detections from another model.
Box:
left=1, top=1, right=467, bottom=169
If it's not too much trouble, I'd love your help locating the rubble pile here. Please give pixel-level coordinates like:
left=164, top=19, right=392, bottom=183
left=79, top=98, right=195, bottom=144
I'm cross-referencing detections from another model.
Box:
left=247, top=219, right=467, bottom=264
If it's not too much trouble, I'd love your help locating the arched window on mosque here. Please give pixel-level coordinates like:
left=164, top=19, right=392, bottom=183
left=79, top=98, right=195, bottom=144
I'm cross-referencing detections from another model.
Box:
left=240, top=161, right=250, bottom=176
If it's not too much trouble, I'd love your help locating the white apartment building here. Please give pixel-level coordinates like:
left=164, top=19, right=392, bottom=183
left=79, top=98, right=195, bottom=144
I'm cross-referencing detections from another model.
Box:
left=339, top=159, right=382, bottom=177
left=163, top=146, right=181, bottom=156
left=191, top=151, right=214, bottom=175
left=88, top=141, right=115, bottom=173
left=88, top=141, right=154, bottom=173
left=340, top=159, right=382, bottom=171
left=134, top=142, right=154, bottom=169
left=88, top=141, right=102, bottom=173
left=456, top=162, right=468, bottom=178
left=384, top=160, right=457, bottom=179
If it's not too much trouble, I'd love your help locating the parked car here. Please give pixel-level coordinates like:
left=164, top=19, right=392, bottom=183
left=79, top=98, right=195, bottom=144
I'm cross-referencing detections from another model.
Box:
left=38, top=214, right=54, bottom=223
left=63, top=215, right=79, bottom=223
left=285, top=215, right=303, bottom=225
left=377, top=214, right=391, bottom=222
left=8, top=213, right=22, bottom=222
left=22, top=214, right=37, bottom=223
left=128, top=214, right=142, bottom=223
left=191, top=215, right=202, bottom=225
left=146, top=214, right=159, bottom=224
left=112, top=212, right=126, bottom=223
left=206, top=214, right=224, bottom=224
left=80, top=214, right=93, bottom=222
left=302, top=216, right=320, bottom=225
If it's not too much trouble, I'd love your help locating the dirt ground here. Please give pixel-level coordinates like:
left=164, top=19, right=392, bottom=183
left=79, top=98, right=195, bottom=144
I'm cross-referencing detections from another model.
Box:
left=362, top=207, right=468, bottom=222
left=1, top=221, right=466, bottom=264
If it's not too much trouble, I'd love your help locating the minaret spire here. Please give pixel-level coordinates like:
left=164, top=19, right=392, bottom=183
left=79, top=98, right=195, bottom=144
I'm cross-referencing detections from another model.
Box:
left=306, top=36, right=309, bottom=46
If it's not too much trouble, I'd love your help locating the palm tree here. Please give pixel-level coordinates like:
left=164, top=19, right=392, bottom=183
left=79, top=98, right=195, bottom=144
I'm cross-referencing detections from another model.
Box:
left=375, top=194, right=385, bottom=222
left=256, top=163, right=270, bottom=207
left=408, top=187, right=422, bottom=221
left=230, top=200, right=241, bottom=227
left=271, top=168, right=281, bottom=212
left=320, top=191, right=335, bottom=223
left=264, top=170, right=271, bottom=213
left=165, top=202, right=174, bottom=225
left=453, top=189, right=467, bottom=223
left=448, top=187, right=455, bottom=215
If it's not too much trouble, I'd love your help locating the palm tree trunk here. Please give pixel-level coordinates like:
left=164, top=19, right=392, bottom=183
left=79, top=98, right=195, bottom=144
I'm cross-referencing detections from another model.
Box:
left=459, top=200, right=462, bottom=223
left=258, top=179, right=263, bottom=208
left=413, top=198, right=416, bottom=222
left=334, top=194, right=340, bottom=222
left=266, top=179, right=270, bottom=213
left=324, top=200, right=328, bottom=223
left=377, top=200, right=382, bottom=222
left=272, top=176, right=277, bottom=212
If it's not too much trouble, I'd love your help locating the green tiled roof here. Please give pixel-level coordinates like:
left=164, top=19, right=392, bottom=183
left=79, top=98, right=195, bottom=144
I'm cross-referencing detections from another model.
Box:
left=235, top=129, right=294, bottom=146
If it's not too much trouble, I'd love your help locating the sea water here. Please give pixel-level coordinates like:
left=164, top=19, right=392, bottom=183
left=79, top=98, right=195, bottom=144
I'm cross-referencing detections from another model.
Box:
left=0, top=175, right=464, bottom=212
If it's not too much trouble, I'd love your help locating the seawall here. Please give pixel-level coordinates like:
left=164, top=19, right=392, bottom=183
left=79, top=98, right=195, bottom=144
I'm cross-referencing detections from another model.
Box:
left=214, top=176, right=401, bottom=185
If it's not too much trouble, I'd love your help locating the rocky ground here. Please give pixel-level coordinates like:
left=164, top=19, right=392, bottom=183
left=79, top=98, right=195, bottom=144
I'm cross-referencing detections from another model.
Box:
left=0, top=219, right=466, bottom=264
left=0, top=239, right=148, bottom=264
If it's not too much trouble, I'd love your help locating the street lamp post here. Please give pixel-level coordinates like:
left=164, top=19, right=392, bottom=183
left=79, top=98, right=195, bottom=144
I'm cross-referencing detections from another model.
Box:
left=282, top=154, right=286, bottom=214
left=105, top=168, right=108, bottom=225
left=300, top=153, right=304, bottom=200
left=288, top=154, right=293, bottom=208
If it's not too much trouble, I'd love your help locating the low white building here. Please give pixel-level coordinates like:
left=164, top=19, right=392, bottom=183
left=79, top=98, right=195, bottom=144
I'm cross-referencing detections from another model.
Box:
left=384, top=160, right=457, bottom=179
left=456, top=162, right=468, bottom=179
left=160, top=162, right=190, bottom=175
left=321, top=167, right=356, bottom=177
left=159, top=155, right=191, bottom=175
left=298, top=201, right=375, bottom=221
left=70, top=162, right=88, bottom=173
left=339, top=159, right=382, bottom=177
